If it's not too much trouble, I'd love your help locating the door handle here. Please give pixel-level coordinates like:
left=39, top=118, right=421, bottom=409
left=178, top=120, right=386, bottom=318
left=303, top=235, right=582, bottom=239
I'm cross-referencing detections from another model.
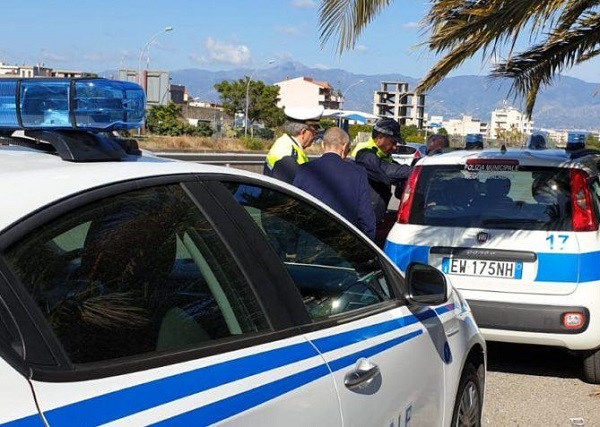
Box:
left=344, top=358, right=380, bottom=390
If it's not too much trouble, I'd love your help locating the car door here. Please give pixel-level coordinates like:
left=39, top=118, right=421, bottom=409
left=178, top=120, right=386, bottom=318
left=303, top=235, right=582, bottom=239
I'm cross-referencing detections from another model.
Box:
left=0, top=274, right=46, bottom=426
left=0, top=177, right=342, bottom=426
left=217, top=179, right=447, bottom=426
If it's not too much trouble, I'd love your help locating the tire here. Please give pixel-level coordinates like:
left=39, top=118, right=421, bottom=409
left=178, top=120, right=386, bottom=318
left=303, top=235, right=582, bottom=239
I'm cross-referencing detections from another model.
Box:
left=583, top=348, right=600, bottom=384
left=451, top=363, right=482, bottom=427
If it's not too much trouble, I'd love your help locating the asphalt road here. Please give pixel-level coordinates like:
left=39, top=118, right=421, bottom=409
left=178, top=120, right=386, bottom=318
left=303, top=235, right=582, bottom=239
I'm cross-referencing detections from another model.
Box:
left=483, top=342, right=600, bottom=426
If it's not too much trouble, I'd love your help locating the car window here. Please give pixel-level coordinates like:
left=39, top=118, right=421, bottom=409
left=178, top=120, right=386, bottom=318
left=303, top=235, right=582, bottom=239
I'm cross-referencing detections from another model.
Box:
left=411, top=165, right=573, bottom=230
left=223, top=182, right=393, bottom=321
left=3, top=184, right=268, bottom=364
left=395, top=145, right=417, bottom=155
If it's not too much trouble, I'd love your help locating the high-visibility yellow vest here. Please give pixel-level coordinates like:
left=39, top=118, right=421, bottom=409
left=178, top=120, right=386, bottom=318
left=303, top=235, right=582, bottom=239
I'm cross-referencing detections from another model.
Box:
left=265, top=134, right=309, bottom=172
left=351, top=138, right=392, bottom=163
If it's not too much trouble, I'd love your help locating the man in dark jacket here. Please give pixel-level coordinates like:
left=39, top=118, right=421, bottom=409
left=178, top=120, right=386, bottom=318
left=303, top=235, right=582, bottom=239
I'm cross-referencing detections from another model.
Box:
left=351, top=118, right=411, bottom=225
left=294, top=127, right=376, bottom=240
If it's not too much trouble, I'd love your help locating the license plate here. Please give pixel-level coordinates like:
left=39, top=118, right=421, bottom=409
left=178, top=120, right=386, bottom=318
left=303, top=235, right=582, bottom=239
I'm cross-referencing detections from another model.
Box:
left=441, top=258, right=523, bottom=279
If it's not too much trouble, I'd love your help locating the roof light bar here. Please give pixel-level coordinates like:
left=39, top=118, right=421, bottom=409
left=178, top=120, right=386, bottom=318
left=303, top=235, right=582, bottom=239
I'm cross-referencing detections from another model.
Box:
left=0, top=78, right=146, bottom=132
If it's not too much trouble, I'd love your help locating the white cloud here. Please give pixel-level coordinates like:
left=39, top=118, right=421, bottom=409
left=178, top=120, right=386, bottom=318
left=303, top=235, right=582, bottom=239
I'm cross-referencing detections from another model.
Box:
left=356, top=45, right=368, bottom=52
left=403, top=21, right=420, bottom=29
left=313, top=63, right=330, bottom=70
left=276, top=25, right=300, bottom=36
left=291, top=0, right=316, bottom=8
left=192, top=38, right=252, bottom=66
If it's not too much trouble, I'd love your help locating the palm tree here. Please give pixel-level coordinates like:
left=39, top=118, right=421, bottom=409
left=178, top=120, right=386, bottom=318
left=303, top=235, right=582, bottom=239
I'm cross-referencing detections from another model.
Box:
left=319, top=0, right=600, bottom=116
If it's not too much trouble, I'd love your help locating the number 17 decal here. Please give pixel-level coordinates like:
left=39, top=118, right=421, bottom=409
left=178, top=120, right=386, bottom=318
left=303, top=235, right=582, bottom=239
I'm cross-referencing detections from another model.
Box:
left=546, top=234, right=569, bottom=250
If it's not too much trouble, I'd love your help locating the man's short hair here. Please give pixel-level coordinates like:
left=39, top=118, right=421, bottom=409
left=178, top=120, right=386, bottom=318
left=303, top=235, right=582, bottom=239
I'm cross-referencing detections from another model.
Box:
left=283, top=121, right=310, bottom=136
left=323, top=127, right=349, bottom=148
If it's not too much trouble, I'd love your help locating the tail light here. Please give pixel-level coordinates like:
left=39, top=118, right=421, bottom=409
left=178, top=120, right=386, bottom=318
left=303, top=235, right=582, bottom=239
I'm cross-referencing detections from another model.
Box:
left=570, top=169, right=598, bottom=231
left=398, top=165, right=423, bottom=223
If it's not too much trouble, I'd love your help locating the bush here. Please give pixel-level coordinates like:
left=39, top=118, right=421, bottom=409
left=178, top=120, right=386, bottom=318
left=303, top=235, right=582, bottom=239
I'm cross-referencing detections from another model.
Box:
left=243, top=137, right=265, bottom=150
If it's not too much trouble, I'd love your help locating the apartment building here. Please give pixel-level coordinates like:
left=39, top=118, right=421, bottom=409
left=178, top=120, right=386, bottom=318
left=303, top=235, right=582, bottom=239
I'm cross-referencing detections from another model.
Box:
left=489, top=105, right=533, bottom=139
left=274, top=76, right=341, bottom=110
left=442, top=115, right=488, bottom=137
left=0, top=62, right=93, bottom=78
left=373, top=82, right=425, bottom=128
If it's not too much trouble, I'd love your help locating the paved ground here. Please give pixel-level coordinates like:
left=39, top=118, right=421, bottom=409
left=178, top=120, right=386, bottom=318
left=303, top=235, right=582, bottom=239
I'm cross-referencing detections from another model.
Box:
left=483, top=342, right=600, bottom=426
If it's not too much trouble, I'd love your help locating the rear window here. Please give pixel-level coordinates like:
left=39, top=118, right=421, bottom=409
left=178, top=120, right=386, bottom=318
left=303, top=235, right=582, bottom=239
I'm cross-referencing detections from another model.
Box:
left=395, top=145, right=417, bottom=155
left=409, top=165, right=573, bottom=230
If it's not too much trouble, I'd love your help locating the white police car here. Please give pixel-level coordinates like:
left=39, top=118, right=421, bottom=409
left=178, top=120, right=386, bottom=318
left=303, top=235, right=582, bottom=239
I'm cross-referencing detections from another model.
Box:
left=0, top=78, right=485, bottom=426
left=386, top=147, right=600, bottom=383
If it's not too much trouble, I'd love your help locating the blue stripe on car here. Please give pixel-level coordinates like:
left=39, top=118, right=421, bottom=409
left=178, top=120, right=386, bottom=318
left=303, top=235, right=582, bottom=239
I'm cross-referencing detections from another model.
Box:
left=385, top=241, right=600, bottom=283
left=0, top=415, right=46, bottom=427
left=153, top=330, right=425, bottom=426
left=151, top=364, right=332, bottom=427
left=24, top=306, right=452, bottom=427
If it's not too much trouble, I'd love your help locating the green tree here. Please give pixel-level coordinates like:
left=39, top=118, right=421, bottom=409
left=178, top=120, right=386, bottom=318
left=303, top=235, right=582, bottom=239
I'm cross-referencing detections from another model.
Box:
left=319, top=0, right=600, bottom=116
left=214, top=79, right=286, bottom=129
left=495, top=126, right=524, bottom=147
left=586, top=133, right=600, bottom=149
left=401, top=124, right=420, bottom=140
left=437, top=127, right=449, bottom=137
left=146, top=103, right=213, bottom=137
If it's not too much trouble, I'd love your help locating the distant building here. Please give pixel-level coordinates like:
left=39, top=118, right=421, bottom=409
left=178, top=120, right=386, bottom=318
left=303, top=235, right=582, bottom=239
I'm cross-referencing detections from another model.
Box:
left=442, top=115, right=488, bottom=137
left=489, top=105, right=533, bottom=139
left=373, top=82, right=424, bottom=128
left=51, top=69, right=95, bottom=78
left=0, top=62, right=93, bottom=78
left=274, top=76, right=341, bottom=110
left=119, top=69, right=171, bottom=107
left=169, top=84, right=186, bottom=105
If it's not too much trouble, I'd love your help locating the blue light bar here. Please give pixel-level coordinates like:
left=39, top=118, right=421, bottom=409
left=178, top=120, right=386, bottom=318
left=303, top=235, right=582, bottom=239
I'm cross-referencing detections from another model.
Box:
left=0, top=78, right=146, bottom=131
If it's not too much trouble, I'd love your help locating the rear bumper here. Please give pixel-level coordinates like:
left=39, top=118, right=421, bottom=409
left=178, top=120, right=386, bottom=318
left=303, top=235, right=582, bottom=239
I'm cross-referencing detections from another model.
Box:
left=467, top=299, right=589, bottom=334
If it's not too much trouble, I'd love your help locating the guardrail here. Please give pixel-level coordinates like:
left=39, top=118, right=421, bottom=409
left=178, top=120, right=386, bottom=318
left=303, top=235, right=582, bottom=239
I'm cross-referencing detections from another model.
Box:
left=155, top=152, right=266, bottom=173
left=155, top=152, right=319, bottom=174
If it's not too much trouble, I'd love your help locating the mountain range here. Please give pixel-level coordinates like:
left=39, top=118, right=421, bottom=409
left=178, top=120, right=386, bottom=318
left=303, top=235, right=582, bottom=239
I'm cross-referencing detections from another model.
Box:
left=156, top=61, right=600, bottom=130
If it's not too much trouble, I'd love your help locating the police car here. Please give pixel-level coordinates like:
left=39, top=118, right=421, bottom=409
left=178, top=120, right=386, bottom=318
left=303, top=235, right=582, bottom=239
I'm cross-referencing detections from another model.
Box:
left=385, top=146, right=600, bottom=384
left=0, top=78, right=485, bottom=426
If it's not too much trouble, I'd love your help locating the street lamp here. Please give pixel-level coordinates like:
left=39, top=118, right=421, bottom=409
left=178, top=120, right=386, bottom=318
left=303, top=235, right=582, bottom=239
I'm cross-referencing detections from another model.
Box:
left=244, top=59, right=276, bottom=138
left=138, top=26, right=173, bottom=88
left=338, top=79, right=365, bottom=126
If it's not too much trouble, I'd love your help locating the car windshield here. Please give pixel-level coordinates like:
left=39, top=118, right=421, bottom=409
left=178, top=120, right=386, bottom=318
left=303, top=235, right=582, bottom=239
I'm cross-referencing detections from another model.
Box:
left=409, top=165, right=573, bottom=230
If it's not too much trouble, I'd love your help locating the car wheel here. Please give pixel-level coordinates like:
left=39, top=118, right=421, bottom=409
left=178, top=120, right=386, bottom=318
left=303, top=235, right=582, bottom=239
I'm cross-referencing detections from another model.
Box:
left=451, top=363, right=482, bottom=427
left=583, top=348, right=600, bottom=384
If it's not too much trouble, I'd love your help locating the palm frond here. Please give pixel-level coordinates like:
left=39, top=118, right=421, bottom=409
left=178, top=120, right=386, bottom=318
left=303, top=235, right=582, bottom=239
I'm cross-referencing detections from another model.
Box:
left=319, top=0, right=393, bottom=53
left=492, top=12, right=600, bottom=115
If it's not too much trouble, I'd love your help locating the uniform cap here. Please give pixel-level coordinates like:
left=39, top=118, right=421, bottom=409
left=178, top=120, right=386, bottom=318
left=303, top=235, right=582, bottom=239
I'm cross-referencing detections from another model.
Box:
left=373, top=118, right=402, bottom=144
left=284, top=105, right=324, bottom=126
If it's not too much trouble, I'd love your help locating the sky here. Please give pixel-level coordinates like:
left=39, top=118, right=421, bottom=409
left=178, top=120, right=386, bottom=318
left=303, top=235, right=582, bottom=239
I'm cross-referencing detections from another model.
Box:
left=4, top=0, right=599, bottom=83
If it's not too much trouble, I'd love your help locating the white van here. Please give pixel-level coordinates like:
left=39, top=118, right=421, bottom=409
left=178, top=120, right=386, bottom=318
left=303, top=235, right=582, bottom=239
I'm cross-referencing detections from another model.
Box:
left=385, top=147, right=600, bottom=383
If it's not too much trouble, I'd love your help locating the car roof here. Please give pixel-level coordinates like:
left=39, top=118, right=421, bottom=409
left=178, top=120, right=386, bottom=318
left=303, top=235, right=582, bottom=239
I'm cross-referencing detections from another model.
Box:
left=417, top=147, right=600, bottom=170
left=0, top=145, right=260, bottom=231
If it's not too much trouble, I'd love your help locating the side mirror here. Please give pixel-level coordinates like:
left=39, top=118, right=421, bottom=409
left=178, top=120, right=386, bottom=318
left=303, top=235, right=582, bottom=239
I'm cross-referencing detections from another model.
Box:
left=405, top=262, right=448, bottom=306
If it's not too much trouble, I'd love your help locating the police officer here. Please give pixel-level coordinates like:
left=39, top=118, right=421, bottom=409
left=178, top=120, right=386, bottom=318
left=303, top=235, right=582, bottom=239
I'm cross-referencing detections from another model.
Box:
left=264, top=106, right=324, bottom=184
left=351, top=118, right=411, bottom=236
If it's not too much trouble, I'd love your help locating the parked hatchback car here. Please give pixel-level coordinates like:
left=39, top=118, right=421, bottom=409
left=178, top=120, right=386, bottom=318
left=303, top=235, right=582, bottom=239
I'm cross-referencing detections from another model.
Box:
left=0, top=78, right=485, bottom=426
left=392, top=143, right=427, bottom=165
left=385, top=147, right=600, bottom=383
